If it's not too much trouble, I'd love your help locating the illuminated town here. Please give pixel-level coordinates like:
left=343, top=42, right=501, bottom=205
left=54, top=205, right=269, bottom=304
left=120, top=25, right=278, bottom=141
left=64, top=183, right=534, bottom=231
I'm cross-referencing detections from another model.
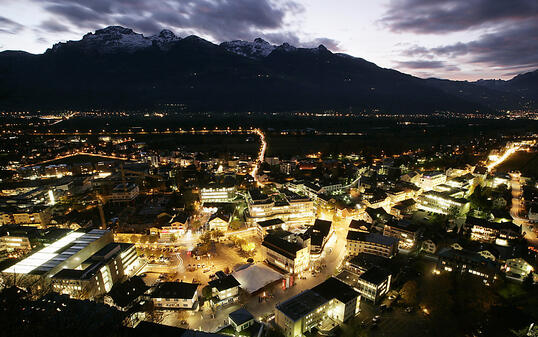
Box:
left=1, top=108, right=538, bottom=337
left=1, top=1, right=538, bottom=336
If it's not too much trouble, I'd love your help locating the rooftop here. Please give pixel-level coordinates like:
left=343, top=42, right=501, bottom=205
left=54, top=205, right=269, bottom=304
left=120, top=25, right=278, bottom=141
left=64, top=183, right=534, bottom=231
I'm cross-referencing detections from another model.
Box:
left=358, top=266, right=391, bottom=284
left=151, top=282, right=198, bottom=299
left=229, top=308, right=254, bottom=326
left=208, top=274, right=240, bottom=292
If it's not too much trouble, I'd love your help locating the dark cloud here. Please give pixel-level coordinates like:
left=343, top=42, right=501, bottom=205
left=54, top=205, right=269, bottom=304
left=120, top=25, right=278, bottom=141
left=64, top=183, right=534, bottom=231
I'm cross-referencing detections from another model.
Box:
left=40, top=19, right=70, bottom=33
left=307, top=37, right=342, bottom=51
left=383, top=0, right=538, bottom=33
left=390, top=0, right=538, bottom=75
left=427, top=19, right=538, bottom=70
left=38, top=0, right=303, bottom=41
left=396, top=60, right=446, bottom=69
left=0, top=16, right=24, bottom=34
left=31, top=0, right=340, bottom=51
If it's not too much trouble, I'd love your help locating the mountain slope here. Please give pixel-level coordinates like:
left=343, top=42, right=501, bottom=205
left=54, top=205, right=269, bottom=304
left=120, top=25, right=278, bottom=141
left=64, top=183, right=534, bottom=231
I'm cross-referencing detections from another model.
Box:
left=0, top=26, right=534, bottom=112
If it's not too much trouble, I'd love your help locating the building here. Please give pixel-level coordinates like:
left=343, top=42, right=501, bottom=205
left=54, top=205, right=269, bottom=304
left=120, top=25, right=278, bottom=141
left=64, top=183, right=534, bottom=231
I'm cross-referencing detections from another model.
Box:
left=108, top=183, right=139, bottom=202
left=280, top=161, right=297, bottom=175
left=200, top=185, right=236, bottom=203
left=348, top=219, right=371, bottom=233
left=275, top=277, right=360, bottom=337
left=355, top=266, right=392, bottom=303
left=0, top=206, right=51, bottom=227
left=150, top=213, right=189, bottom=241
left=246, top=189, right=314, bottom=227
left=435, top=247, right=498, bottom=284
left=346, top=231, right=398, bottom=258
left=229, top=308, right=255, bottom=333
left=208, top=212, right=230, bottom=232
left=0, top=225, right=40, bottom=252
left=390, top=199, right=416, bottom=218
left=208, top=272, right=240, bottom=307
left=51, top=242, right=141, bottom=299
left=418, top=171, right=447, bottom=191
left=261, top=232, right=310, bottom=274
left=150, top=282, right=199, bottom=310
left=417, top=190, right=469, bottom=215
left=306, top=219, right=333, bottom=257
left=468, top=217, right=499, bottom=243
left=3, top=229, right=113, bottom=280
left=503, top=258, right=535, bottom=281
left=2, top=229, right=140, bottom=298
left=383, top=220, right=420, bottom=250
left=257, top=218, right=286, bottom=238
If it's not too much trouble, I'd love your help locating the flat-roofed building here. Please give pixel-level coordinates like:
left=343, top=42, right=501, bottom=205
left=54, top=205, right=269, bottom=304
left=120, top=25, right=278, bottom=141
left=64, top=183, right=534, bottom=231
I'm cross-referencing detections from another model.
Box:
left=275, top=277, right=360, bottom=337
left=51, top=242, right=141, bottom=299
left=346, top=231, right=398, bottom=258
left=355, top=266, right=391, bottom=303
left=3, top=229, right=112, bottom=279
left=257, top=218, right=286, bottom=238
left=200, top=186, right=236, bottom=203
left=108, top=183, right=139, bottom=202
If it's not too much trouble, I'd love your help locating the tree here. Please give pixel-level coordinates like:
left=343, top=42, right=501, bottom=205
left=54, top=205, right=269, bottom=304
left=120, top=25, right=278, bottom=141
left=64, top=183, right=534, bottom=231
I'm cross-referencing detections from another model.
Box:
left=201, top=285, right=213, bottom=300
left=400, top=280, right=418, bottom=305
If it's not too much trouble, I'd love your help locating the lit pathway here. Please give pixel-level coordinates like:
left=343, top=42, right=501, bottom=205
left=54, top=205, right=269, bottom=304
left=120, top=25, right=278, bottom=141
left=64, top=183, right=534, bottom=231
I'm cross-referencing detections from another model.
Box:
left=250, top=128, right=267, bottom=186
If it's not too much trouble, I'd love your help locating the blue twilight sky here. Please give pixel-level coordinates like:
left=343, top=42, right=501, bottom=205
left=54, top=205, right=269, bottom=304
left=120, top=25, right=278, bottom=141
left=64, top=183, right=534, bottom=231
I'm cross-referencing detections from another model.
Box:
left=0, top=0, right=537, bottom=80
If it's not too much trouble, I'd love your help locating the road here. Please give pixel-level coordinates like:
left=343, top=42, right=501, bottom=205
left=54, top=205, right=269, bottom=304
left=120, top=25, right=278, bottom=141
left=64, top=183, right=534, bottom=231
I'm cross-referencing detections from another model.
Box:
left=250, top=128, right=266, bottom=186
left=510, top=172, right=538, bottom=245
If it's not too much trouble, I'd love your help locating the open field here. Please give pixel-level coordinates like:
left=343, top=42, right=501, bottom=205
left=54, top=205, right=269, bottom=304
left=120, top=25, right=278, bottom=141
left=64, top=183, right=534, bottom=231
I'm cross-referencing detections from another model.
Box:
left=495, top=151, right=538, bottom=177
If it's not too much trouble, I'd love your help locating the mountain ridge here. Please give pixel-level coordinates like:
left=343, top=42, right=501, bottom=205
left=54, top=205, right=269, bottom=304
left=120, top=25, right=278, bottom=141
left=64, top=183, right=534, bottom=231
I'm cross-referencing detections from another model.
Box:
left=0, top=25, right=535, bottom=112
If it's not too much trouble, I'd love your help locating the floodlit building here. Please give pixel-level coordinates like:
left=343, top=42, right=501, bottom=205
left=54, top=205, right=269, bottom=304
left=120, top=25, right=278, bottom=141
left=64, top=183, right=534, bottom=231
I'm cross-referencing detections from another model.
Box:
left=275, top=277, right=360, bottom=337
left=1, top=229, right=140, bottom=298
left=208, top=272, right=240, bottom=307
left=208, top=212, right=230, bottom=232
left=257, top=218, right=286, bottom=238
left=468, top=217, right=499, bottom=243
left=383, top=220, right=420, bottom=250
left=355, top=266, right=391, bottom=303
left=200, top=186, right=236, bottom=203
left=346, top=231, right=398, bottom=258
left=418, top=171, right=446, bottom=191
left=51, top=242, right=141, bottom=299
left=417, top=190, right=469, bottom=215
left=261, top=232, right=310, bottom=274
left=306, top=219, right=333, bottom=257
left=246, top=189, right=314, bottom=227
left=150, top=281, right=199, bottom=310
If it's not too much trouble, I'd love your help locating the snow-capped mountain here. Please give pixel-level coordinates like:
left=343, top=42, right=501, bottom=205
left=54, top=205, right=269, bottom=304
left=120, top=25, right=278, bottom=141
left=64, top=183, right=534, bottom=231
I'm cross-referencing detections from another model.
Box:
left=220, top=38, right=276, bottom=59
left=50, top=26, right=181, bottom=54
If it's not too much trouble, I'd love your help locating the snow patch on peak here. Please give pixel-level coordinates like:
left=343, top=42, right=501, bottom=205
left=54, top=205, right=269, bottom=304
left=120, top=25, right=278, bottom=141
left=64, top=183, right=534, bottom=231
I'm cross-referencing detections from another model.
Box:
left=51, top=26, right=182, bottom=54
left=221, top=38, right=276, bottom=58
